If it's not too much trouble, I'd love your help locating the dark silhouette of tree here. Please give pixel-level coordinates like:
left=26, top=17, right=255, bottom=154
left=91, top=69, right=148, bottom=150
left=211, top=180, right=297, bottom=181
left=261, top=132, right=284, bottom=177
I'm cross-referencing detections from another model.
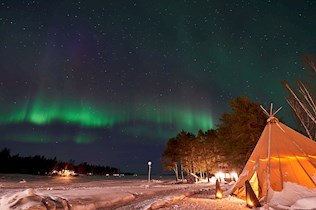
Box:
left=216, top=96, right=266, bottom=171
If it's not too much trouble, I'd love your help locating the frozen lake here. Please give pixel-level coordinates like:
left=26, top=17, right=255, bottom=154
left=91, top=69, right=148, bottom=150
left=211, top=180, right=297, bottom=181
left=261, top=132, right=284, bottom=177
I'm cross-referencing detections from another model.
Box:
left=1, top=173, right=172, bottom=183
left=0, top=173, right=175, bottom=194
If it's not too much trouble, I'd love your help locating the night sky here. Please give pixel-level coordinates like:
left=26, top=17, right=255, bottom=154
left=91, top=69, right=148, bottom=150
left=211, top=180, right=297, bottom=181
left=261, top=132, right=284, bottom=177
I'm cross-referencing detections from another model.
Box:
left=1, top=0, right=316, bottom=174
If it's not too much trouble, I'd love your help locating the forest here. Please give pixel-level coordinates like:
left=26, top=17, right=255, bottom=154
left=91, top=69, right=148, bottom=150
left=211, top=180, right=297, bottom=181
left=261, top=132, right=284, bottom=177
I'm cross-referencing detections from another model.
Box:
left=0, top=148, right=119, bottom=175
left=162, top=96, right=267, bottom=181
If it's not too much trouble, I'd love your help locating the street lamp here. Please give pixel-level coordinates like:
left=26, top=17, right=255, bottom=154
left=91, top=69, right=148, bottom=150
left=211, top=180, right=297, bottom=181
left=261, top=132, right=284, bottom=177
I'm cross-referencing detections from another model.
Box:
left=147, top=161, right=152, bottom=183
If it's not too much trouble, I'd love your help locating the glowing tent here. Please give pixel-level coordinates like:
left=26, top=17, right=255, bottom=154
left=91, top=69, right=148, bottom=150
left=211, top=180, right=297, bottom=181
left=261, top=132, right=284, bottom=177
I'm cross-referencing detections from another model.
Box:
left=232, top=105, right=316, bottom=205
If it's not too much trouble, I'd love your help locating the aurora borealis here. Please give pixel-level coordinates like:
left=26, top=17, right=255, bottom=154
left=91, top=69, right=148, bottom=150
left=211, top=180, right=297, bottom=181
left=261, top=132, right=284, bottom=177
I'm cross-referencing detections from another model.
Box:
left=1, top=1, right=316, bottom=173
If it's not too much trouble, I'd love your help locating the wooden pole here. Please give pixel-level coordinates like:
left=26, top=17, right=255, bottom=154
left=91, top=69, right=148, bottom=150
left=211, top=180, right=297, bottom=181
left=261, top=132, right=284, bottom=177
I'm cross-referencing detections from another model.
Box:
left=245, top=180, right=261, bottom=207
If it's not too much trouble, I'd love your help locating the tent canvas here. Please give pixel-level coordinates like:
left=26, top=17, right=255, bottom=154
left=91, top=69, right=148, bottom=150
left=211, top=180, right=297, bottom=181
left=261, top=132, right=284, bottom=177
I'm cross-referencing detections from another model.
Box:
left=232, top=116, right=316, bottom=203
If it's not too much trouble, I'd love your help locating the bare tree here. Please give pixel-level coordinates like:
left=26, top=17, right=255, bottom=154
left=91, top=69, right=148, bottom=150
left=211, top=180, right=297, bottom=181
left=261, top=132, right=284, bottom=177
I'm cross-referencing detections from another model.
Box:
left=284, top=55, right=316, bottom=140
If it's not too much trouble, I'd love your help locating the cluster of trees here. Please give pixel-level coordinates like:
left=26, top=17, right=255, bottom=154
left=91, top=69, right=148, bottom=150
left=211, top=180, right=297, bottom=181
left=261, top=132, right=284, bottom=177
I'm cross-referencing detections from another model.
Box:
left=0, top=148, right=119, bottom=175
left=162, top=96, right=267, bottom=181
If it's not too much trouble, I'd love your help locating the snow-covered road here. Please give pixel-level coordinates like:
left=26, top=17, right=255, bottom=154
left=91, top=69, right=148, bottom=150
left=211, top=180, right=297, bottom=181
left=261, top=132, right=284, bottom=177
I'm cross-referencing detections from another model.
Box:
left=111, top=186, right=199, bottom=210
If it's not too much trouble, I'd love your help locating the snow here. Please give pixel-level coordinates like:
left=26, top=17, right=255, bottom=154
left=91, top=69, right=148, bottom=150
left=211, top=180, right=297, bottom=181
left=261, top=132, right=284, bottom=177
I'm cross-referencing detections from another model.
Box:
left=1, top=175, right=316, bottom=209
left=0, top=188, right=42, bottom=210
left=290, top=197, right=316, bottom=210
left=269, top=182, right=316, bottom=209
left=0, top=174, right=249, bottom=209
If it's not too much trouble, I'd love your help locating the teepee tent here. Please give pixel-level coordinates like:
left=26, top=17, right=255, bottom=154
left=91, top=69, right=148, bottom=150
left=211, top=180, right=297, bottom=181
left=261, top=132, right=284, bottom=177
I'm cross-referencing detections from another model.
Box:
left=232, top=105, right=316, bottom=205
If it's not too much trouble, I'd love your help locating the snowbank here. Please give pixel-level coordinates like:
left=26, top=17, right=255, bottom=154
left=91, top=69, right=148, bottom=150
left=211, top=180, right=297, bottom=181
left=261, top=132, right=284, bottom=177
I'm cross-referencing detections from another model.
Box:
left=268, top=182, right=316, bottom=209
left=0, top=188, right=46, bottom=210
left=290, top=197, right=316, bottom=210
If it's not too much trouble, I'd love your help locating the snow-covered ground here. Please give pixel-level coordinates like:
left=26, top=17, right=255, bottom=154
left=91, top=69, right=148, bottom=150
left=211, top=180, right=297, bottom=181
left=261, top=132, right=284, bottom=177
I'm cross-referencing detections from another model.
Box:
left=1, top=174, right=315, bottom=209
left=0, top=174, right=249, bottom=209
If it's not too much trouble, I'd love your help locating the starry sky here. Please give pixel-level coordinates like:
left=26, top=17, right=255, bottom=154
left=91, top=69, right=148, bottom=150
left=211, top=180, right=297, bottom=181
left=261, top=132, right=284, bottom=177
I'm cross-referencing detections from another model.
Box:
left=1, top=0, right=316, bottom=174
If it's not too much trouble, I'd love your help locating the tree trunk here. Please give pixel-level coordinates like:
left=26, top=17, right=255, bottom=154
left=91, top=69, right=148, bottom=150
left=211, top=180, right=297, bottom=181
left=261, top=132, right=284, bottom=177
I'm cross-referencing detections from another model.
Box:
left=180, top=160, right=184, bottom=181
left=173, top=164, right=179, bottom=181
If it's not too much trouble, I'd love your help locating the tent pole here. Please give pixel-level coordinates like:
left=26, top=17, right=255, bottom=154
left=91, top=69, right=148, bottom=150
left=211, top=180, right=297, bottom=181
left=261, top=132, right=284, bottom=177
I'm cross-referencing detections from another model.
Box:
left=266, top=104, right=272, bottom=202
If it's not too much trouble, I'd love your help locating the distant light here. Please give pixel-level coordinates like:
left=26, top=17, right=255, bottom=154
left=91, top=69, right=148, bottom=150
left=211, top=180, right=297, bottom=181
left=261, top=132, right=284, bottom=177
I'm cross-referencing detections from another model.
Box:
left=230, top=172, right=238, bottom=181
left=215, top=172, right=224, bottom=181
left=148, top=161, right=152, bottom=166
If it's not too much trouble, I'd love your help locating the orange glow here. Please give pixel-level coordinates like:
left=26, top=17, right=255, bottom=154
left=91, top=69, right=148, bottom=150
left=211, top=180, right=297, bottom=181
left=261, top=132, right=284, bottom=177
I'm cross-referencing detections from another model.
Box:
left=255, top=155, right=311, bottom=162
left=216, top=191, right=222, bottom=199
left=247, top=199, right=253, bottom=207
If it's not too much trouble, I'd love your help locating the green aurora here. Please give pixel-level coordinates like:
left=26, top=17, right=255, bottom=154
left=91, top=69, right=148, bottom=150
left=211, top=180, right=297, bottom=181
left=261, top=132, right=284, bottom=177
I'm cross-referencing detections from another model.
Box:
left=0, top=96, right=214, bottom=143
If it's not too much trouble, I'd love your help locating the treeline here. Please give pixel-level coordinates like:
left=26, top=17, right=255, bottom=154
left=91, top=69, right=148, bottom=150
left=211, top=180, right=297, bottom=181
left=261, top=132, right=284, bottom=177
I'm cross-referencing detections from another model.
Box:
left=0, top=148, right=119, bottom=175
left=162, top=96, right=267, bottom=181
